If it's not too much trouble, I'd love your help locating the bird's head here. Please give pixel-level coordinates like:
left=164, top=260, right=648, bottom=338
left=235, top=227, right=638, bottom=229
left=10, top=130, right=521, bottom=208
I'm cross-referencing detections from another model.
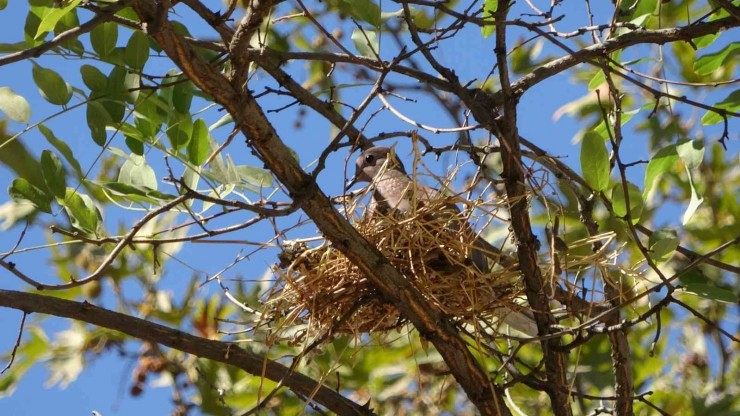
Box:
left=346, top=146, right=407, bottom=189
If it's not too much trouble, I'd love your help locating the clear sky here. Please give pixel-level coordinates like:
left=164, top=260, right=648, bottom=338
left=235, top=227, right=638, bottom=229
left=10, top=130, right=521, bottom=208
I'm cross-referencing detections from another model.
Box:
left=0, top=1, right=737, bottom=415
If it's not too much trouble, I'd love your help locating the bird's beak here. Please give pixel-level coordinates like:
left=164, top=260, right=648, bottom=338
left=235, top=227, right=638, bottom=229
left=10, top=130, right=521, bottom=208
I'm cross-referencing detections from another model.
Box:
left=345, top=175, right=358, bottom=190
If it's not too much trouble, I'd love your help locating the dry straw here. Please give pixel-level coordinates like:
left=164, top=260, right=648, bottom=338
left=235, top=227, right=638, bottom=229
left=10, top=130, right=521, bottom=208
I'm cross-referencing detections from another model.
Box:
left=261, top=151, right=626, bottom=343
left=264, top=169, right=526, bottom=339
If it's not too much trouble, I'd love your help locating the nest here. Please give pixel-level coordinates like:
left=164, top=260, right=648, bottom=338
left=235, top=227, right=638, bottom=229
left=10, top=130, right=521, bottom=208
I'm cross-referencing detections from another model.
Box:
left=264, top=195, right=525, bottom=338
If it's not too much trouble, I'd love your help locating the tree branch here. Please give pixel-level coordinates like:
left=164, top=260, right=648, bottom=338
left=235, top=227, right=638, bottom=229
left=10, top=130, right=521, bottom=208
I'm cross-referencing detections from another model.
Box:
left=492, top=2, right=571, bottom=415
left=131, top=2, right=509, bottom=414
left=0, top=290, right=372, bottom=415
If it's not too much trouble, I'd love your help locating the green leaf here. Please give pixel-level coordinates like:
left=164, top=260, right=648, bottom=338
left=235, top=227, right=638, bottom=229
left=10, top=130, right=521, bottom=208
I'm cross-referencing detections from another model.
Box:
left=209, top=113, right=233, bottom=131
left=0, top=0, right=7, bottom=10
left=118, top=154, right=157, bottom=190
left=24, top=2, right=49, bottom=47
left=588, top=70, right=605, bottom=91
left=167, top=114, right=193, bottom=150
left=38, top=124, right=82, bottom=177
left=339, top=0, right=381, bottom=26
left=124, top=30, right=149, bottom=70
left=235, top=165, right=274, bottom=188
left=676, top=139, right=704, bottom=169
left=80, top=64, right=107, bottom=91
left=61, top=188, right=99, bottom=235
left=34, top=0, right=81, bottom=40
left=8, top=178, right=52, bottom=213
left=643, top=144, right=678, bottom=199
left=99, top=181, right=175, bottom=203
left=188, top=119, right=210, bottom=165
left=0, top=87, right=31, bottom=123
left=580, top=131, right=610, bottom=191
left=86, top=101, right=112, bottom=146
left=681, top=283, right=737, bottom=304
left=0, top=42, right=27, bottom=53
left=32, top=63, right=73, bottom=105
left=123, top=71, right=140, bottom=103
left=594, top=108, right=639, bottom=139
left=611, top=181, right=643, bottom=222
left=648, top=229, right=678, bottom=263
left=134, top=94, right=163, bottom=138
left=694, top=42, right=740, bottom=75
left=172, top=77, right=194, bottom=114
left=481, top=0, right=497, bottom=38
left=701, top=89, right=740, bottom=125
left=682, top=167, right=703, bottom=225
left=40, top=150, right=66, bottom=198
left=101, top=66, right=127, bottom=122
left=351, top=28, right=379, bottom=58
left=90, top=21, right=118, bottom=57
left=125, top=136, right=144, bottom=155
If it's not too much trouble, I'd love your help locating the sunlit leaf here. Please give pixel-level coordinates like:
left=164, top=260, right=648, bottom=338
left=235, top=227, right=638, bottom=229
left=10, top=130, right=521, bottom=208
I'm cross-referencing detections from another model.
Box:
left=694, top=42, right=740, bottom=75
left=118, top=154, right=157, bottom=190
left=594, top=108, right=639, bottom=139
left=701, top=89, right=739, bottom=125
left=643, top=144, right=678, bottom=199
left=682, top=167, right=703, bottom=225
left=209, top=113, right=233, bottom=131
left=648, top=229, right=678, bottom=263
left=34, top=0, right=81, bottom=39
left=481, top=0, right=497, bottom=38
left=580, top=131, right=610, bottom=192
left=676, top=139, right=704, bottom=169
left=588, top=70, right=605, bottom=91
left=188, top=119, right=210, bottom=166
left=0, top=87, right=31, bottom=123
left=351, top=28, right=379, bottom=58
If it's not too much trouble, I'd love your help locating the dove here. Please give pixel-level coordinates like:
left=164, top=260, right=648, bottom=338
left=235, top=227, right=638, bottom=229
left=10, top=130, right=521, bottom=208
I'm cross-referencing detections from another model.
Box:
left=347, top=146, right=538, bottom=335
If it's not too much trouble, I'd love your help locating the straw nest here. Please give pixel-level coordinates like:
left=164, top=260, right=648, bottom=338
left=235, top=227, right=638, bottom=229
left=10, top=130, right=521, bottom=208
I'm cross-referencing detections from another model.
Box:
left=264, top=194, right=526, bottom=337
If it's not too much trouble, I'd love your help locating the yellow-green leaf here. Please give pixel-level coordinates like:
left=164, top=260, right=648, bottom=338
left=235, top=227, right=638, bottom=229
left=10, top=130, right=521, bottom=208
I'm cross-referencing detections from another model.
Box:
left=580, top=131, right=610, bottom=192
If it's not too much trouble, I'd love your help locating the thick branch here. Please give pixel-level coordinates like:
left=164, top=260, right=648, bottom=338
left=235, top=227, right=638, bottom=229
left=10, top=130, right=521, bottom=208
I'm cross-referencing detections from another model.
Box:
left=492, top=2, right=572, bottom=415
left=131, top=2, right=507, bottom=414
left=511, top=17, right=737, bottom=98
left=0, top=290, right=372, bottom=415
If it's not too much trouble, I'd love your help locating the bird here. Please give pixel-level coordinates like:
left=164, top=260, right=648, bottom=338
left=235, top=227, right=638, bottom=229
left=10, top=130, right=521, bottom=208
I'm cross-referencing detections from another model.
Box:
left=346, top=146, right=538, bottom=335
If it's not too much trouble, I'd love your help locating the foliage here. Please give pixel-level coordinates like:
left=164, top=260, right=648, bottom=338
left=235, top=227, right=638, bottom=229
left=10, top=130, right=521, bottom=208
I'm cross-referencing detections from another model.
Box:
left=0, top=0, right=738, bottom=415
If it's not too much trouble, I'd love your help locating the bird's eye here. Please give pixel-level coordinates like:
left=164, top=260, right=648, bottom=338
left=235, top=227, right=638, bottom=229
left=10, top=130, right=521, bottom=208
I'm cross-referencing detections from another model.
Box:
left=364, top=154, right=375, bottom=164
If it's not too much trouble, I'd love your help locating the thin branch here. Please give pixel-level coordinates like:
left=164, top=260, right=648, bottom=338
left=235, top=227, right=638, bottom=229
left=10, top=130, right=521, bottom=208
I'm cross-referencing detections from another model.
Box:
left=1, top=311, right=27, bottom=374
left=0, top=1, right=131, bottom=67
